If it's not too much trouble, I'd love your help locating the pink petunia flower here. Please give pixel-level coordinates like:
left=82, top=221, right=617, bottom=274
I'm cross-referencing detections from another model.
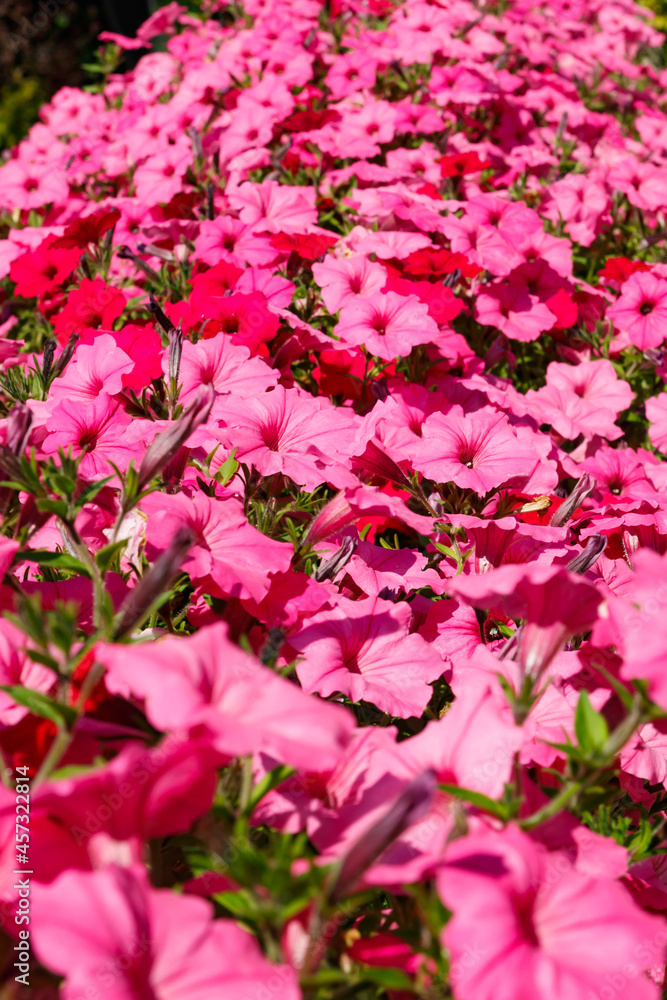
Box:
left=132, top=142, right=192, bottom=206
left=141, top=490, right=292, bottom=603
left=97, top=622, right=354, bottom=770
left=41, top=393, right=137, bottom=479
left=334, top=290, right=439, bottom=360
left=449, top=563, right=603, bottom=679
left=411, top=408, right=539, bottom=494
left=32, top=865, right=300, bottom=1000
left=288, top=593, right=445, bottom=717
left=0, top=159, right=69, bottom=212
left=174, top=334, right=278, bottom=404
left=646, top=393, right=667, bottom=453
left=438, top=825, right=663, bottom=1000
left=227, top=178, right=318, bottom=232
left=213, top=385, right=358, bottom=490
left=475, top=282, right=556, bottom=342
left=606, top=271, right=667, bottom=350
left=49, top=334, right=135, bottom=405
left=325, top=49, right=379, bottom=99
left=312, top=255, right=387, bottom=314
left=525, top=359, right=634, bottom=441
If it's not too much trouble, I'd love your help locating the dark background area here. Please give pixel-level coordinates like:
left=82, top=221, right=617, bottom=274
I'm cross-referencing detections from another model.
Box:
left=0, top=0, right=155, bottom=152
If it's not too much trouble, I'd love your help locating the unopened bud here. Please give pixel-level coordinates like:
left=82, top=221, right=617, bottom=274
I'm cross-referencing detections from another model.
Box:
left=301, top=492, right=355, bottom=550
left=136, top=242, right=176, bottom=263
left=162, top=445, right=190, bottom=493
left=371, top=378, right=388, bottom=402
left=567, top=533, right=607, bottom=575
left=314, top=535, right=358, bottom=582
left=442, top=267, right=461, bottom=288
left=328, top=770, right=437, bottom=903
left=167, top=324, right=183, bottom=387
left=117, top=246, right=161, bottom=283
left=353, top=440, right=410, bottom=487
left=147, top=294, right=176, bottom=337
left=41, top=339, right=57, bottom=382
left=550, top=474, right=593, bottom=527
left=137, top=386, right=214, bottom=491
left=188, top=125, right=203, bottom=161
left=51, top=333, right=78, bottom=380
left=5, top=404, right=32, bottom=456
left=114, top=526, right=194, bottom=638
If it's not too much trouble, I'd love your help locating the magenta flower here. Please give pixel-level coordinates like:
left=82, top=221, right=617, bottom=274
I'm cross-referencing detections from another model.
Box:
left=228, top=178, right=318, bottom=232
left=49, top=334, right=135, bottom=405
left=32, top=865, right=300, bottom=1000
left=604, top=549, right=667, bottom=711
left=411, top=408, right=538, bottom=493
left=97, top=622, right=354, bottom=771
left=133, top=143, right=192, bottom=206
left=439, top=826, right=663, bottom=1000
left=142, top=491, right=292, bottom=602
left=647, top=393, right=667, bottom=452
left=450, top=563, right=603, bottom=678
left=42, top=393, right=137, bottom=478
left=175, top=334, right=278, bottom=405
left=0, top=159, right=69, bottom=211
left=607, top=271, right=667, bottom=350
left=334, top=290, right=439, bottom=360
left=214, top=385, right=358, bottom=490
left=312, top=255, right=387, bottom=314
left=475, top=282, right=556, bottom=342
left=288, top=594, right=444, bottom=717
left=526, top=359, right=634, bottom=441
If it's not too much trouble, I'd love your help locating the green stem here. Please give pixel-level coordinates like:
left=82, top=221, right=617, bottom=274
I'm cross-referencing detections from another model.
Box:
left=520, top=699, right=644, bottom=831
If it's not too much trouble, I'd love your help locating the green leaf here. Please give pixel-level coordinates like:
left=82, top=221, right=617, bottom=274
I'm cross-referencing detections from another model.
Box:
left=213, top=889, right=261, bottom=919
left=24, top=649, right=61, bottom=673
left=0, top=686, right=76, bottom=729
left=35, top=498, right=70, bottom=519
left=95, top=539, right=128, bottom=574
left=246, top=764, right=295, bottom=816
left=439, top=783, right=510, bottom=821
left=574, top=691, right=609, bottom=755
left=359, top=967, right=415, bottom=991
left=75, top=476, right=115, bottom=509
left=215, top=447, right=239, bottom=486
left=20, top=551, right=91, bottom=578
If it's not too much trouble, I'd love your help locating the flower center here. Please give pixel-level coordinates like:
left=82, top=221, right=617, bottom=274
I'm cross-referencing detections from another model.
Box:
left=640, top=301, right=654, bottom=315
left=371, top=314, right=388, bottom=336
left=79, top=429, right=98, bottom=452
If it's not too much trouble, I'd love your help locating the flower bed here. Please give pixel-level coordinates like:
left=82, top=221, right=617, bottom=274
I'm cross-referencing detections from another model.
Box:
left=1, top=0, right=667, bottom=997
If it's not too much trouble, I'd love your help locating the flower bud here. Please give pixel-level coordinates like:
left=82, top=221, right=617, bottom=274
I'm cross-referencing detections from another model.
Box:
left=137, top=386, right=214, bottom=491
left=567, top=533, right=607, bottom=575
left=114, top=526, right=194, bottom=638
left=328, top=770, right=437, bottom=903
left=353, top=440, right=411, bottom=487
left=301, top=491, right=355, bottom=549
left=550, top=474, right=593, bottom=527
left=5, top=404, right=32, bottom=455
left=314, top=535, right=358, bottom=582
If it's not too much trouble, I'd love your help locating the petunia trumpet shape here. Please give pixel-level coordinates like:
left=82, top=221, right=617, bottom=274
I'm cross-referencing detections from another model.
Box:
left=449, top=564, right=603, bottom=678
left=411, top=408, right=538, bottom=494
left=438, top=825, right=663, bottom=1000
left=32, top=864, right=300, bottom=1000
left=96, top=622, right=354, bottom=771
left=288, top=593, right=445, bottom=717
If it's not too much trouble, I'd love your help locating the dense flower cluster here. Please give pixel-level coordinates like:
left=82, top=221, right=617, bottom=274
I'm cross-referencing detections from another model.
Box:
left=2, top=0, right=667, bottom=997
